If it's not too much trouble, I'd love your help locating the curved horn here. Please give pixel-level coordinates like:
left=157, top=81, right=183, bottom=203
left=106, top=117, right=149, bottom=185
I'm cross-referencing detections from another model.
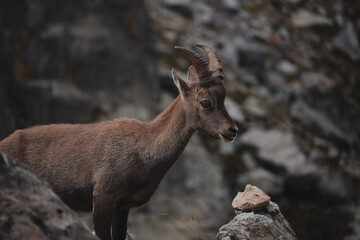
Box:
left=196, top=44, right=222, bottom=73
left=175, top=46, right=210, bottom=79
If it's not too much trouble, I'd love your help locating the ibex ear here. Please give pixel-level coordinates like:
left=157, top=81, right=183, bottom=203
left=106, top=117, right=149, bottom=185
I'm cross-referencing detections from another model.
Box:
left=172, top=68, right=190, bottom=97
left=187, top=65, right=200, bottom=84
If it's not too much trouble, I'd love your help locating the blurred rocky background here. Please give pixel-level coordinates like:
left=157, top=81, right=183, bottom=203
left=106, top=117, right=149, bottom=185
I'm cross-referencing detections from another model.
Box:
left=0, top=0, right=359, bottom=239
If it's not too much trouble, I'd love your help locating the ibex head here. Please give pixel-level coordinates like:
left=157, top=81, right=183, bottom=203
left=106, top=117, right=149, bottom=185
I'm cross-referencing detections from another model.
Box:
left=172, top=44, right=238, bottom=142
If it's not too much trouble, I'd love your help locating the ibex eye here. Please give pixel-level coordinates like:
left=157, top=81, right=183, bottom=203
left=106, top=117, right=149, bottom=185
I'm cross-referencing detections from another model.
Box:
left=200, top=101, right=210, bottom=108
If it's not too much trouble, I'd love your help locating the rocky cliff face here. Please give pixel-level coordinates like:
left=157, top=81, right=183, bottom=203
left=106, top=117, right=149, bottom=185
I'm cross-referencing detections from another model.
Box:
left=0, top=0, right=158, bottom=138
left=1, top=0, right=359, bottom=240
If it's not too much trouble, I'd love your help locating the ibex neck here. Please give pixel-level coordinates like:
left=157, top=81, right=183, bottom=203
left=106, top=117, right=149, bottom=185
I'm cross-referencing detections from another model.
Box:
left=144, top=95, right=194, bottom=171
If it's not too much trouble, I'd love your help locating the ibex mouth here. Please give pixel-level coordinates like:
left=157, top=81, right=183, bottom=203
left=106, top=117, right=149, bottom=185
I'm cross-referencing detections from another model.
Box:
left=219, top=133, right=237, bottom=142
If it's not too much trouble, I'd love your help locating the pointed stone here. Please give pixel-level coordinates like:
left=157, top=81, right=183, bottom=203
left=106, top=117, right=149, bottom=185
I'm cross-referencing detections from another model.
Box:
left=232, top=184, right=271, bottom=211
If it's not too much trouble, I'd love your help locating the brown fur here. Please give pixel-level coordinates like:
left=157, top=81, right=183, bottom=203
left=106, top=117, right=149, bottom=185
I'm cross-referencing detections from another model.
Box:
left=0, top=46, right=238, bottom=240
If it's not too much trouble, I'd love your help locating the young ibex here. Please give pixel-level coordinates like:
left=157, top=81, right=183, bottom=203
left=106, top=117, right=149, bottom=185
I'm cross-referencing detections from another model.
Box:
left=0, top=44, right=238, bottom=240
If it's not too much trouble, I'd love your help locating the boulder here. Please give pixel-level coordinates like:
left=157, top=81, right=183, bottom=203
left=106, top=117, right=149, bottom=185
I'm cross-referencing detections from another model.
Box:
left=291, top=9, right=332, bottom=28
left=0, top=153, right=98, bottom=240
left=218, top=201, right=296, bottom=240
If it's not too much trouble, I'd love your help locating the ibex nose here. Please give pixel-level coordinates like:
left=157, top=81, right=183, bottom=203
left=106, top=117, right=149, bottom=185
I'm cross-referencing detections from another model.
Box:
left=229, top=126, right=238, bottom=135
left=228, top=126, right=238, bottom=138
left=219, top=124, right=238, bottom=142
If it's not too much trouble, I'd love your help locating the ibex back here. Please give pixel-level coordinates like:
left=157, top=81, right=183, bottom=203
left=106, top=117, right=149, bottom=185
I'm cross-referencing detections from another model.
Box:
left=0, top=44, right=238, bottom=240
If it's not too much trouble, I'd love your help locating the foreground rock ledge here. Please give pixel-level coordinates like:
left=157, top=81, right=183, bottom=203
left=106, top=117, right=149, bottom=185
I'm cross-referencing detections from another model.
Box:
left=0, top=153, right=98, bottom=240
left=218, top=198, right=296, bottom=239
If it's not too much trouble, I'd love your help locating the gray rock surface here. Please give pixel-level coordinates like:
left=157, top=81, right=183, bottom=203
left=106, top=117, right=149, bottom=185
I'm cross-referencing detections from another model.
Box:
left=217, top=202, right=296, bottom=240
left=291, top=9, right=332, bottom=28
left=0, top=153, right=98, bottom=240
left=333, top=22, right=360, bottom=61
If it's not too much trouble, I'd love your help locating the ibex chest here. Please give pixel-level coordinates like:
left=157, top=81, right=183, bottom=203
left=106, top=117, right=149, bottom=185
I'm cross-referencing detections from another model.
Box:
left=116, top=157, right=174, bottom=206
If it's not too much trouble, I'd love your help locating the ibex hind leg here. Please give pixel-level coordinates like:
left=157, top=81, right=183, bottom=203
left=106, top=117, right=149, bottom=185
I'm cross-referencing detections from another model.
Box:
left=112, top=208, right=129, bottom=240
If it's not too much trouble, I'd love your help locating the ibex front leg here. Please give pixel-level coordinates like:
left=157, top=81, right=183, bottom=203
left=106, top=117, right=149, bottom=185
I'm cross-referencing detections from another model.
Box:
left=93, top=193, right=114, bottom=240
left=112, top=206, right=129, bottom=240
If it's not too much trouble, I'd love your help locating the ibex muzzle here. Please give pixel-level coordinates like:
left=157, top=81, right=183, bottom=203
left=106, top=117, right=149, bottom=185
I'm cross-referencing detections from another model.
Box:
left=0, top=44, right=237, bottom=240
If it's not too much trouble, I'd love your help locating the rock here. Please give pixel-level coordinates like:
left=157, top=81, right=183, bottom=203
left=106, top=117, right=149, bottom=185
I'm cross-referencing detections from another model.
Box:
left=346, top=205, right=360, bottom=240
left=243, top=96, right=267, bottom=117
left=291, top=9, right=332, bottom=27
left=221, top=237, right=231, bottom=240
left=297, top=72, right=335, bottom=93
left=221, top=0, right=239, bottom=13
left=0, top=81, right=16, bottom=140
left=333, top=22, right=360, bottom=61
left=192, top=2, right=215, bottom=26
left=239, top=128, right=315, bottom=174
left=290, top=101, right=350, bottom=143
left=218, top=201, right=297, bottom=240
left=248, top=29, right=271, bottom=42
left=237, top=44, right=269, bottom=82
left=0, top=153, right=98, bottom=240
left=278, top=60, right=298, bottom=76
left=126, top=230, right=136, bottom=240
left=164, top=4, right=193, bottom=19
left=162, top=0, right=194, bottom=20
left=161, top=0, right=191, bottom=5
left=224, top=98, right=245, bottom=123
left=232, top=184, right=271, bottom=211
